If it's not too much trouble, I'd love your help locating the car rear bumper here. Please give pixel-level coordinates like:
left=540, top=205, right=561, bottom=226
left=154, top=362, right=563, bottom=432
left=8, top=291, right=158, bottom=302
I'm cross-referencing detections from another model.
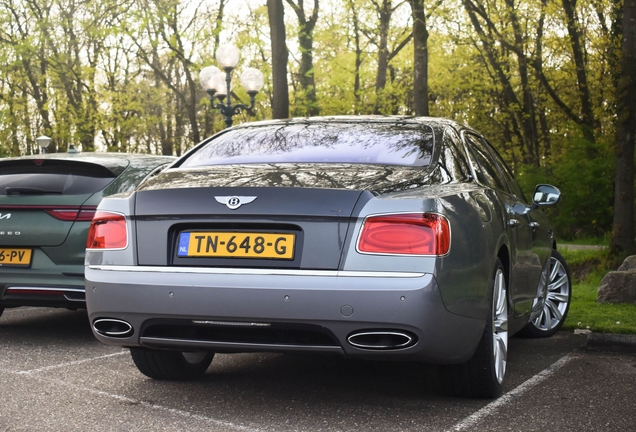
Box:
left=85, top=265, right=486, bottom=364
left=0, top=261, right=85, bottom=309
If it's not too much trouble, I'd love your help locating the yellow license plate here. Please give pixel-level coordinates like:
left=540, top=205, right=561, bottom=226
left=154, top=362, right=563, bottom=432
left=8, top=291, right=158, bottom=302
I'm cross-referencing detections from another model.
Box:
left=177, top=232, right=295, bottom=260
left=0, top=248, right=33, bottom=267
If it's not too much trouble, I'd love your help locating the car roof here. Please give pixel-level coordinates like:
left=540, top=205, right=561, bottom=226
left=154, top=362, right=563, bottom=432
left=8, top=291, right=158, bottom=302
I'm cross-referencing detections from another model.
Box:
left=227, top=115, right=463, bottom=131
left=0, top=152, right=175, bottom=176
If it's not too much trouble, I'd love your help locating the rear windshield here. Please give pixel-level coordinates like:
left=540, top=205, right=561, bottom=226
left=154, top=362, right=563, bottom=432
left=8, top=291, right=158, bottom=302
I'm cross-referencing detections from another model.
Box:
left=180, top=122, right=435, bottom=168
left=0, top=160, right=116, bottom=196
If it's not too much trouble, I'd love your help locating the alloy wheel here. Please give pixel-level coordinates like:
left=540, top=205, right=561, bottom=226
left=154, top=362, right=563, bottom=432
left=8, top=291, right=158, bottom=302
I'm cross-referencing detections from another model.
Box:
left=492, top=268, right=508, bottom=384
left=531, top=255, right=570, bottom=332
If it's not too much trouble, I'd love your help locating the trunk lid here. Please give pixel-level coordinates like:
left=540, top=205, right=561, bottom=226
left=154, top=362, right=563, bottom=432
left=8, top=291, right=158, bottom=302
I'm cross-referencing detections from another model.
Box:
left=134, top=164, right=431, bottom=269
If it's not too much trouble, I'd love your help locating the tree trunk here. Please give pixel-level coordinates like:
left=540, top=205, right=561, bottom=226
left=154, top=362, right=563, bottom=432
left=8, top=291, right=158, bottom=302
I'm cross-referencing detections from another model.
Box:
left=286, top=0, right=320, bottom=116
left=561, top=0, right=596, bottom=143
left=505, top=0, right=539, bottom=165
left=374, top=0, right=392, bottom=114
left=610, top=0, right=636, bottom=255
left=410, top=0, right=429, bottom=116
left=463, top=0, right=533, bottom=163
left=348, top=0, right=363, bottom=112
left=268, top=0, right=290, bottom=119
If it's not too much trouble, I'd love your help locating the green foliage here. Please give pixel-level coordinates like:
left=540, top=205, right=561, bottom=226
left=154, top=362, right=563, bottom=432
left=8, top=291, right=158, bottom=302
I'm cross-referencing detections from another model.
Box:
left=0, top=0, right=625, bottom=252
left=516, top=137, right=614, bottom=240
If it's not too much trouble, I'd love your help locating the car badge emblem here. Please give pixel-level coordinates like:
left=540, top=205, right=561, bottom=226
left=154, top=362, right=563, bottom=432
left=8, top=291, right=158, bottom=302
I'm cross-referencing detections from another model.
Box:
left=214, top=196, right=257, bottom=210
left=0, top=213, right=11, bottom=220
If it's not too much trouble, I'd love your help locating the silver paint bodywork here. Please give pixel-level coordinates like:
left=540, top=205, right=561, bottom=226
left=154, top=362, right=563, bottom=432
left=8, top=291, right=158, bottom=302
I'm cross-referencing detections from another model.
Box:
left=85, top=116, right=556, bottom=364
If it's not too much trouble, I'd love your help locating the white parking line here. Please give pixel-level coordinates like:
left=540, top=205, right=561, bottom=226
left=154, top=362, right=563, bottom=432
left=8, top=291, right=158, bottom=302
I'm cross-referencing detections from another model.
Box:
left=2, top=307, right=41, bottom=314
left=18, top=351, right=128, bottom=374
left=448, top=353, right=577, bottom=431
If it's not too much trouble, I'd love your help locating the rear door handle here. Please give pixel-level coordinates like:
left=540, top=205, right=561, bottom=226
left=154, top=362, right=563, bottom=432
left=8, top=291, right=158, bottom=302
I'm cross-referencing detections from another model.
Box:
left=530, top=222, right=539, bottom=228
left=509, top=219, right=520, bottom=227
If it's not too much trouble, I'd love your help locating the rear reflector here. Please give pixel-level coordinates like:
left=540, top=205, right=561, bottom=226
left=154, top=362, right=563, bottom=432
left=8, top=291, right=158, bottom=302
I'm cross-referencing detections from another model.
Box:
left=86, top=211, right=128, bottom=249
left=357, top=213, right=450, bottom=255
left=0, top=205, right=96, bottom=221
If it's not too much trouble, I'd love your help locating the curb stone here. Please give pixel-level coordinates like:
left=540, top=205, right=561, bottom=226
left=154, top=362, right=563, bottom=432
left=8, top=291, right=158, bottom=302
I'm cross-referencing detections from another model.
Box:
left=586, top=332, right=636, bottom=353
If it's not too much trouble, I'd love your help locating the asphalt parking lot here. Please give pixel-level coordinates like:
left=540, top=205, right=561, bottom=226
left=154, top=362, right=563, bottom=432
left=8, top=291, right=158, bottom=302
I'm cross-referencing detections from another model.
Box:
left=1, top=307, right=635, bottom=431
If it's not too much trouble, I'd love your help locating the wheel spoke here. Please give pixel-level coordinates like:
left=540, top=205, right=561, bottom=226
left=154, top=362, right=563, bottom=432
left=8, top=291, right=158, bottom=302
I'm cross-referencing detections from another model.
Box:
left=493, top=333, right=507, bottom=383
left=550, top=259, right=562, bottom=281
left=494, top=318, right=508, bottom=333
left=547, top=291, right=569, bottom=303
left=546, top=300, right=563, bottom=322
left=532, top=307, right=544, bottom=327
left=549, top=273, right=568, bottom=291
left=494, top=272, right=506, bottom=315
left=492, top=268, right=508, bottom=384
left=541, top=304, right=553, bottom=329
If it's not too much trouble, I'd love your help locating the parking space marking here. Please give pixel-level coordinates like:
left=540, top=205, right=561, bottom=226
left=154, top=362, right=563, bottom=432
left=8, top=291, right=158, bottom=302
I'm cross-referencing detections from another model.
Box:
left=18, top=351, right=128, bottom=375
left=1, top=368, right=262, bottom=432
left=2, top=307, right=40, bottom=313
left=448, top=353, right=577, bottom=431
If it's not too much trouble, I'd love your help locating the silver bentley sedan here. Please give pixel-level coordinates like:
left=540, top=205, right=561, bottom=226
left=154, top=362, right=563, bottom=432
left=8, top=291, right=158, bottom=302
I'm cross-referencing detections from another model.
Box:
left=85, top=116, right=571, bottom=398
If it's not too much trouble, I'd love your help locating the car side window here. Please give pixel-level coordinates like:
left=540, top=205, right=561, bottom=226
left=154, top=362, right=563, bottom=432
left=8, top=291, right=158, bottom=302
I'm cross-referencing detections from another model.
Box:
left=436, top=127, right=472, bottom=182
left=480, top=138, right=528, bottom=202
left=463, top=133, right=508, bottom=192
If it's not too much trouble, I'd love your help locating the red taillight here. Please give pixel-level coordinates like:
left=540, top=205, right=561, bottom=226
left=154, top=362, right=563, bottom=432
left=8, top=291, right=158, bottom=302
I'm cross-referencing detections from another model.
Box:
left=357, top=213, right=450, bottom=255
left=86, top=211, right=127, bottom=249
left=45, top=207, right=97, bottom=221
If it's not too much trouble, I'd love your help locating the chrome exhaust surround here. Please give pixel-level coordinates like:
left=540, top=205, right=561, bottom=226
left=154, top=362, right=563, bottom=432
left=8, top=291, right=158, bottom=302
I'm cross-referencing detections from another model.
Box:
left=93, top=318, right=134, bottom=338
left=347, top=331, right=416, bottom=350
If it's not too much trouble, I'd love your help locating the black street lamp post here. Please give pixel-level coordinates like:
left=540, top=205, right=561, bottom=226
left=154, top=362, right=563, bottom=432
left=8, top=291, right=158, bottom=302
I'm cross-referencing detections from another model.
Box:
left=199, top=45, right=264, bottom=128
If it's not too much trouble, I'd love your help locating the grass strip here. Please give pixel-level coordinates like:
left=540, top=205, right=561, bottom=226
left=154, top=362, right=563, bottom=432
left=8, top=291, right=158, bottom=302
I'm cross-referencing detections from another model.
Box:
left=560, top=247, right=636, bottom=334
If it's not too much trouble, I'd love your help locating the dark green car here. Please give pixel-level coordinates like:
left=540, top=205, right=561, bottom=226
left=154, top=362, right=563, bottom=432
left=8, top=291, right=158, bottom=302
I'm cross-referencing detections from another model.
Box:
left=0, top=152, right=175, bottom=317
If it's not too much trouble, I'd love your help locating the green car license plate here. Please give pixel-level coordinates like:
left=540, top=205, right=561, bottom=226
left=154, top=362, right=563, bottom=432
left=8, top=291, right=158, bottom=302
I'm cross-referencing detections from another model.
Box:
left=0, top=248, right=33, bottom=267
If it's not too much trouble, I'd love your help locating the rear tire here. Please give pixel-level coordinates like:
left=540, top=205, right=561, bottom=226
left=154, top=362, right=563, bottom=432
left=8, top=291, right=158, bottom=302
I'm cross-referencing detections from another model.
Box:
left=0, top=307, right=4, bottom=318
left=439, top=258, right=508, bottom=398
left=130, top=348, right=214, bottom=380
left=520, top=250, right=571, bottom=338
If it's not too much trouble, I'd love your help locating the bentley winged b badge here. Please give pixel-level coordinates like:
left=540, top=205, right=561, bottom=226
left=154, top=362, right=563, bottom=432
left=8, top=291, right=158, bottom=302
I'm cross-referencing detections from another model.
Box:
left=214, top=196, right=257, bottom=210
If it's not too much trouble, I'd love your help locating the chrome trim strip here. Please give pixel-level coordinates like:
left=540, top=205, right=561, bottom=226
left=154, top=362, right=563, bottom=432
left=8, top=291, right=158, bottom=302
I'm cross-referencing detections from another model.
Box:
left=6, top=286, right=85, bottom=293
left=192, top=320, right=271, bottom=327
left=87, top=265, right=425, bottom=278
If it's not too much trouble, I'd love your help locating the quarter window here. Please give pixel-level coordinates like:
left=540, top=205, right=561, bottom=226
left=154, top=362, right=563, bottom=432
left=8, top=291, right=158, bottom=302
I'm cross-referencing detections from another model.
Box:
left=479, top=138, right=527, bottom=201
left=463, top=133, right=508, bottom=192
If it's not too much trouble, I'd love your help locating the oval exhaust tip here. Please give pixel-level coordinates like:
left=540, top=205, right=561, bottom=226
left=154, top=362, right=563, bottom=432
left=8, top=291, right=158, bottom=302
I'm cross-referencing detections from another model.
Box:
left=93, top=318, right=133, bottom=338
left=347, top=331, right=416, bottom=350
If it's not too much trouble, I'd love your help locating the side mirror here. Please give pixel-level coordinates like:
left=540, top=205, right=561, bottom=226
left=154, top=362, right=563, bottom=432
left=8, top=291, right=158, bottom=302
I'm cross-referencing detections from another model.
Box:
left=532, top=184, right=561, bottom=208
